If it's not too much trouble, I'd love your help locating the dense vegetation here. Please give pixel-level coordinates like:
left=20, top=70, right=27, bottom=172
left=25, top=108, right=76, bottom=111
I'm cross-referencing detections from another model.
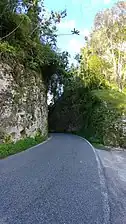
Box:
left=0, top=0, right=126, bottom=154
left=0, top=0, right=70, bottom=157
left=0, top=0, right=69, bottom=87
left=49, top=1, right=126, bottom=148
left=0, top=134, right=46, bottom=159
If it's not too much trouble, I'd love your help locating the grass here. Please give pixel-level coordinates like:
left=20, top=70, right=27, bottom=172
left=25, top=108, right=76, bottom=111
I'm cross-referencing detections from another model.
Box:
left=91, top=142, right=111, bottom=151
left=91, top=142, right=104, bottom=149
left=0, top=135, right=47, bottom=159
left=75, top=131, right=111, bottom=151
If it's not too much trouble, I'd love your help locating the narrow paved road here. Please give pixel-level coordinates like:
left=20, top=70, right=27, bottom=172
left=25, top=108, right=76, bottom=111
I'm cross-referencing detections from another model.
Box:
left=0, top=134, right=107, bottom=224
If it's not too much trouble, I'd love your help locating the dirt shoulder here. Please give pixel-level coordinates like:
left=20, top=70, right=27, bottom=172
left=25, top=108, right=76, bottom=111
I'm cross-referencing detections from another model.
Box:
left=96, top=149, right=126, bottom=224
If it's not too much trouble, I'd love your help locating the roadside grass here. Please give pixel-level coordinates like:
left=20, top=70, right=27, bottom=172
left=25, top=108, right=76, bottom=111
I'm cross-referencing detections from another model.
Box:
left=91, top=142, right=104, bottom=149
left=0, top=135, right=47, bottom=159
left=75, top=131, right=111, bottom=151
left=91, top=142, right=111, bottom=151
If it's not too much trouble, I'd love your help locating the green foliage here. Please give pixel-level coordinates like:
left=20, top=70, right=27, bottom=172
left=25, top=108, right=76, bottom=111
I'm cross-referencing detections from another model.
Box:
left=0, top=128, right=5, bottom=141
left=0, top=42, right=16, bottom=54
left=3, top=134, right=13, bottom=144
left=49, top=68, right=126, bottom=147
left=92, top=89, right=126, bottom=112
left=34, top=128, right=46, bottom=142
left=0, top=135, right=47, bottom=159
left=90, top=1, right=126, bottom=91
left=0, top=0, right=69, bottom=88
left=1, top=0, right=126, bottom=149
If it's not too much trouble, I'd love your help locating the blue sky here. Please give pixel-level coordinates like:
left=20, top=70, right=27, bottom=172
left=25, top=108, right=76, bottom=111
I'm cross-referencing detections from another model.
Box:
left=45, top=0, right=118, bottom=58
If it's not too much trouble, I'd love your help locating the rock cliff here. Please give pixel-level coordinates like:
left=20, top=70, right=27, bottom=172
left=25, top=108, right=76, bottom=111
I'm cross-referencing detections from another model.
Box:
left=0, top=60, right=48, bottom=142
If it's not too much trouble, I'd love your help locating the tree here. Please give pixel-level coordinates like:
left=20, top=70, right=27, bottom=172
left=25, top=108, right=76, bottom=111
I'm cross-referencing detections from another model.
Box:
left=0, top=0, right=69, bottom=88
left=90, top=1, right=126, bottom=91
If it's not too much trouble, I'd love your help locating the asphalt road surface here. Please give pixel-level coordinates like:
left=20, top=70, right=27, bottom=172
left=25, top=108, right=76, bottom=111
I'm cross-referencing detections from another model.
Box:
left=0, top=134, right=109, bottom=224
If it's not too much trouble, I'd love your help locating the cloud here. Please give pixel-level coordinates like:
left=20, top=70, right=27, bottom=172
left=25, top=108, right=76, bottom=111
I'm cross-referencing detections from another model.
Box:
left=90, top=0, right=111, bottom=5
left=72, top=0, right=83, bottom=3
left=68, top=38, right=83, bottom=53
left=72, top=0, right=111, bottom=5
left=104, top=0, right=111, bottom=4
left=57, top=20, right=76, bottom=30
left=80, top=29, right=90, bottom=37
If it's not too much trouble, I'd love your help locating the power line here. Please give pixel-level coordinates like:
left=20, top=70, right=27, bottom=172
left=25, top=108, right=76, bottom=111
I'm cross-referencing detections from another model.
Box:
left=0, top=1, right=85, bottom=41
left=0, top=4, right=32, bottom=41
left=57, top=33, right=73, bottom=36
left=0, top=18, right=25, bottom=41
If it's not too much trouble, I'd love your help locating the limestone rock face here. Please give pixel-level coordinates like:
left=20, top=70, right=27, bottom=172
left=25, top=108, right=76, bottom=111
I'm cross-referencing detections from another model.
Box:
left=0, top=62, right=48, bottom=142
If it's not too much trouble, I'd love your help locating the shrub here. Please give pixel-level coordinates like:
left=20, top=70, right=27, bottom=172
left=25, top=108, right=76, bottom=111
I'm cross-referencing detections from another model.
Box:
left=0, top=135, right=47, bottom=159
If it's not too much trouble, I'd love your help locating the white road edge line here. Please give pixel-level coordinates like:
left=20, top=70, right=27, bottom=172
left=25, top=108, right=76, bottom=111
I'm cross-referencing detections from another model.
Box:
left=26, top=136, right=53, bottom=151
left=3, top=136, right=53, bottom=160
left=79, top=136, right=110, bottom=224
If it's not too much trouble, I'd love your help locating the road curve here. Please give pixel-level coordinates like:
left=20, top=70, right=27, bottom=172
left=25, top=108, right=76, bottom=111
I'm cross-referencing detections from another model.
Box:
left=0, top=134, right=105, bottom=224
